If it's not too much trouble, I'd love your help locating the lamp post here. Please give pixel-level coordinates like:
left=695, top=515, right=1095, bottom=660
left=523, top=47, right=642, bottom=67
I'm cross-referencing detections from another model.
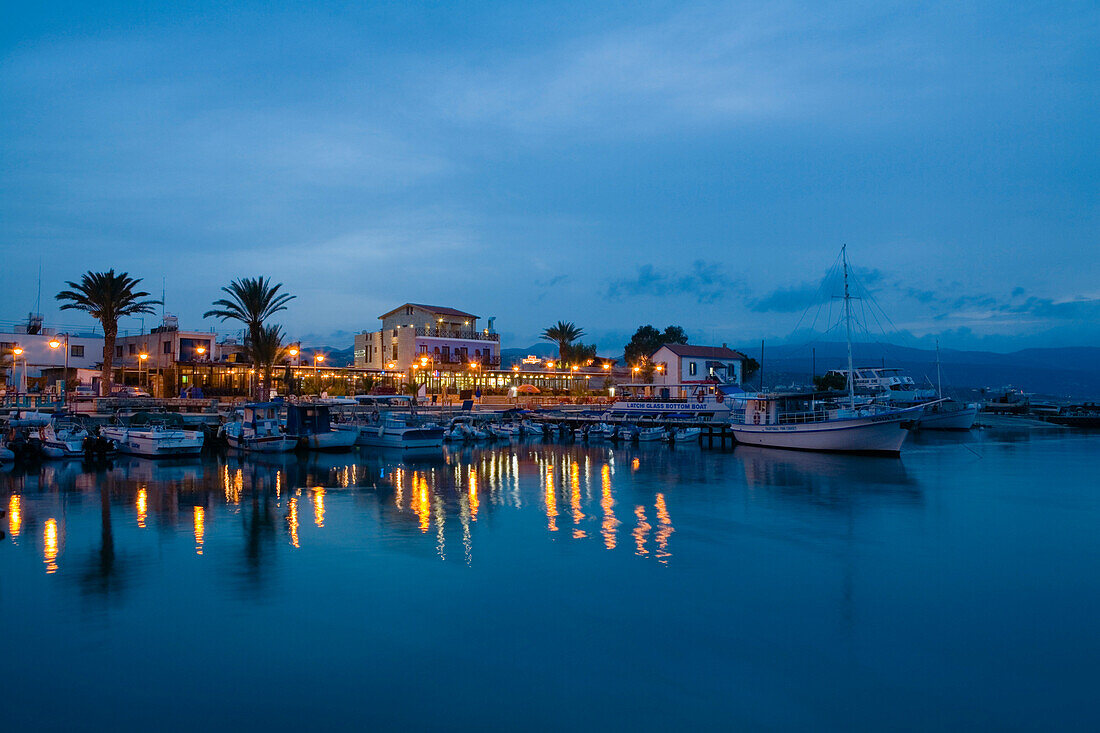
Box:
left=48, top=334, right=70, bottom=406
left=314, top=353, right=324, bottom=394
left=195, top=345, right=206, bottom=360
left=139, top=351, right=149, bottom=389
left=12, top=345, right=26, bottom=395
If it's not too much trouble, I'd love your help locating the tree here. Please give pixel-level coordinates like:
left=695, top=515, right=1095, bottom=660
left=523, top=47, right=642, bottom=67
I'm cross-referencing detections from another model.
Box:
left=541, top=321, right=585, bottom=364
left=56, top=270, right=160, bottom=396
left=247, top=325, right=290, bottom=399
left=561, top=341, right=597, bottom=366
left=204, top=277, right=296, bottom=346
left=204, top=277, right=295, bottom=397
left=742, top=357, right=761, bottom=385
left=624, top=325, right=689, bottom=367
left=813, top=371, right=847, bottom=392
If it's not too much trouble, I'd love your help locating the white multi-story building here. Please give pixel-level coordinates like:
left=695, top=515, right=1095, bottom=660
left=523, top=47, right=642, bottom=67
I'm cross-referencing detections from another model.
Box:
left=354, top=303, right=500, bottom=372
left=1, top=321, right=105, bottom=390
left=650, top=344, right=747, bottom=386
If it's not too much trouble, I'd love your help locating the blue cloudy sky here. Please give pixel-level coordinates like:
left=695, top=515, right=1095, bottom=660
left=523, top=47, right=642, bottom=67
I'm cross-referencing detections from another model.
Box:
left=2, top=1, right=1097, bottom=352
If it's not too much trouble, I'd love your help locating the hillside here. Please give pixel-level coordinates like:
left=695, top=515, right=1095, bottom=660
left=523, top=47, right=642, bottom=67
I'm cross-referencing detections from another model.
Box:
left=738, top=342, right=1100, bottom=400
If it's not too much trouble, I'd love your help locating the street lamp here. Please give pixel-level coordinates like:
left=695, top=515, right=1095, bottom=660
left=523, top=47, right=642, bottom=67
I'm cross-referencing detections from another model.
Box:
left=196, top=345, right=206, bottom=359
left=139, top=351, right=149, bottom=389
left=12, top=345, right=26, bottom=394
left=48, top=334, right=70, bottom=406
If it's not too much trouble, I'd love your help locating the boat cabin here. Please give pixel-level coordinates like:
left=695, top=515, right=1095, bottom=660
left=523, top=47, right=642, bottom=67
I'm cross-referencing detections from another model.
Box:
left=285, top=403, right=333, bottom=436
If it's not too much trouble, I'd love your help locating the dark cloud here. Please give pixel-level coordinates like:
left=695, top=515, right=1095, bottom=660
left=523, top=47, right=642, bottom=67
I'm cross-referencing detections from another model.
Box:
left=607, top=260, right=739, bottom=304
left=750, top=283, right=823, bottom=313
left=751, top=266, right=883, bottom=313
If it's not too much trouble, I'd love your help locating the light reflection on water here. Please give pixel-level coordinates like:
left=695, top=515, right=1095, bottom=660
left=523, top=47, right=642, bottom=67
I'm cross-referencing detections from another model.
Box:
left=3, top=432, right=1100, bottom=731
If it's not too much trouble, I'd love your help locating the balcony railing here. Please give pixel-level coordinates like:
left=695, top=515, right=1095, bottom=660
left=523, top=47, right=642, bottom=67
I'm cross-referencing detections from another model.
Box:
left=423, top=355, right=502, bottom=367
left=414, top=327, right=500, bottom=342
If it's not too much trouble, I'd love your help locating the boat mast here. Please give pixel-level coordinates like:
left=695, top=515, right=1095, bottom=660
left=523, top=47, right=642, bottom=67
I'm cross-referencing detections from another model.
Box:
left=843, top=245, right=855, bottom=410
left=936, top=339, right=943, bottom=399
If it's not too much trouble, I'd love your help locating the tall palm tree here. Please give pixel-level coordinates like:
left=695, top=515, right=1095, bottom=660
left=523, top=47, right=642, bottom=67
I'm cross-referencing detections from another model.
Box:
left=248, top=324, right=290, bottom=399
left=541, top=321, right=585, bottom=365
left=203, top=277, right=296, bottom=346
left=56, top=270, right=160, bottom=396
left=204, top=277, right=295, bottom=398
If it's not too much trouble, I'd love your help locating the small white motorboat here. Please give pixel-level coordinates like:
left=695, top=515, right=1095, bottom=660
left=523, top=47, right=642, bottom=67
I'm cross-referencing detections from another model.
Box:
left=38, top=419, right=90, bottom=459
left=637, top=427, right=667, bottom=442
left=672, top=427, right=702, bottom=443
left=101, top=413, right=204, bottom=457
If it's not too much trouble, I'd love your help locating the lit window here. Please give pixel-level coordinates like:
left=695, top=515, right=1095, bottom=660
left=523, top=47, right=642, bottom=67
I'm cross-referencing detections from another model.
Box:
left=689, top=362, right=696, bottom=376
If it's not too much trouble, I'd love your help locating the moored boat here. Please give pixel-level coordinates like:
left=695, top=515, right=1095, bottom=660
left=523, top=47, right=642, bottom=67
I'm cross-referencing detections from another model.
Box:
left=222, top=403, right=297, bottom=452
left=101, top=412, right=204, bottom=457
left=37, top=418, right=91, bottom=459
left=729, top=394, right=917, bottom=455
left=285, top=403, right=357, bottom=451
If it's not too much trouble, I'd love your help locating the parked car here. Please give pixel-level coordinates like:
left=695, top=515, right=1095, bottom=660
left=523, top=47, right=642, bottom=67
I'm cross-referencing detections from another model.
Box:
left=73, top=384, right=97, bottom=397
left=112, top=386, right=151, bottom=397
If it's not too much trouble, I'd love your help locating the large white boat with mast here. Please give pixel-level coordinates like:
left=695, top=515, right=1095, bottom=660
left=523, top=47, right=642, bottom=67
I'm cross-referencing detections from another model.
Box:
left=727, top=246, right=919, bottom=455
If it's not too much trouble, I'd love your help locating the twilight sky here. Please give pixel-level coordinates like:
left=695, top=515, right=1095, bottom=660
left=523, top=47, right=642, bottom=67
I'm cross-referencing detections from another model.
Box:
left=2, top=1, right=1097, bottom=353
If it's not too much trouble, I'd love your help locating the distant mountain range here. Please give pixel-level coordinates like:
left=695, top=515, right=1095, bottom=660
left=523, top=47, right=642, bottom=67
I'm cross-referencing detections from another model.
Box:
left=322, top=341, right=1100, bottom=400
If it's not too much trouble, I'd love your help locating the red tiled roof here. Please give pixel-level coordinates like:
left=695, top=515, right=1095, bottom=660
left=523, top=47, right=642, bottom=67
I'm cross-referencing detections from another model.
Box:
left=379, top=303, right=480, bottom=319
left=657, top=344, right=747, bottom=360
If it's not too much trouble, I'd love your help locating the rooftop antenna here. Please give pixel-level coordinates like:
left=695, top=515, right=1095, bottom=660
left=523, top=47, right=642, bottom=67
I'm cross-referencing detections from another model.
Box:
left=161, top=276, right=166, bottom=319
left=35, top=260, right=42, bottom=315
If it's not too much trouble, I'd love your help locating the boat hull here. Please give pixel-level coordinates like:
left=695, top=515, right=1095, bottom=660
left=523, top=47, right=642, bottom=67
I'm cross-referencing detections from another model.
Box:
left=358, top=427, right=444, bottom=449
left=918, top=405, right=978, bottom=431
left=226, top=434, right=297, bottom=453
left=100, top=427, right=204, bottom=457
left=731, top=414, right=910, bottom=455
left=295, top=430, right=358, bottom=452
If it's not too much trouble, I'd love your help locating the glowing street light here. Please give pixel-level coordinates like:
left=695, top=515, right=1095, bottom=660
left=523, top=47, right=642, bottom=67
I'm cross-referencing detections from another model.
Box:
left=12, top=345, right=26, bottom=393
left=48, top=334, right=71, bottom=405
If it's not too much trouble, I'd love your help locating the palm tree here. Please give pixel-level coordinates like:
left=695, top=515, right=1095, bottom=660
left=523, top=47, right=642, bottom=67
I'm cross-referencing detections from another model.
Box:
left=56, top=270, right=160, bottom=396
left=204, top=277, right=295, bottom=398
left=248, top=324, right=290, bottom=399
left=203, top=277, right=295, bottom=345
left=541, top=321, right=585, bottom=365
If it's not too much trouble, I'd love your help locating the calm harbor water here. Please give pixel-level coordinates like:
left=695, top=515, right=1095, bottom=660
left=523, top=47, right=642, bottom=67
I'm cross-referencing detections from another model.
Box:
left=3, top=430, right=1099, bottom=731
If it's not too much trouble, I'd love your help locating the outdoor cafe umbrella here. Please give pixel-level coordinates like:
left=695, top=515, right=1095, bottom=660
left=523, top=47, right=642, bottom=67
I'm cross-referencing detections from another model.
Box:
left=517, top=384, right=541, bottom=394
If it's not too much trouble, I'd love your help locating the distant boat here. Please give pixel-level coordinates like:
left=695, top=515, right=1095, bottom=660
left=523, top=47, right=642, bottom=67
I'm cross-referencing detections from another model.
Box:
left=824, top=366, right=936, bottom=408
left=917, top=342, right=977, bottom=430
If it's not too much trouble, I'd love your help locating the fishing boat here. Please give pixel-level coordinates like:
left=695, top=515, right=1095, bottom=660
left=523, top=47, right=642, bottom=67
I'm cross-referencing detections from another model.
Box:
left=101, top=412, right=204, bottom=457
left=285, top=403, right=357, bottom=451
left=221, top=403, right=297, bottom=452
left=728, top=247, right=917, bottom=455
